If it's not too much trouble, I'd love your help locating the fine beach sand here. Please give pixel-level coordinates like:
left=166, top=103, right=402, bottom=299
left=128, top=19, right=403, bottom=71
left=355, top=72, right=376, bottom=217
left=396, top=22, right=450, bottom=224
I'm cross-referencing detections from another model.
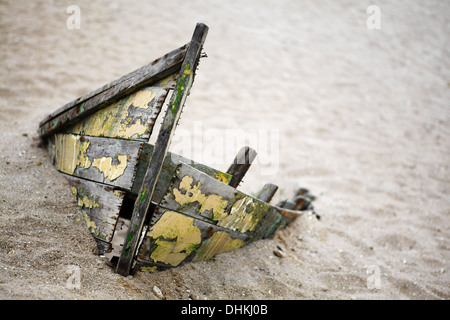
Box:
left=0, top=0, right=449, bottom=299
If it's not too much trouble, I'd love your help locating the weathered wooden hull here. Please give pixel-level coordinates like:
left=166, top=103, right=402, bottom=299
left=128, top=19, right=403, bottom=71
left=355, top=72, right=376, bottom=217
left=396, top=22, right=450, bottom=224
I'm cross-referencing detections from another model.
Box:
left=38, top=23, right=310, bottom=276
left=136, top=163, right=295, bottom=273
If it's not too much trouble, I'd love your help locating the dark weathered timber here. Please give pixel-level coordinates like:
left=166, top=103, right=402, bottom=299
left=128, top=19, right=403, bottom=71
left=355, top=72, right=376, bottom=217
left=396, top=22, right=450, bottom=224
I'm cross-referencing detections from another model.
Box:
left=63, top=174, right=126, bottom=253
left=48, top=133, right=143, bottom=190
left=226, top=146, right=257, bottom=188
left=116, top=23, right=209, bottom=276
left=39, top=44, right=188, bottom=138
left=256, top=183, right=279, bottom=203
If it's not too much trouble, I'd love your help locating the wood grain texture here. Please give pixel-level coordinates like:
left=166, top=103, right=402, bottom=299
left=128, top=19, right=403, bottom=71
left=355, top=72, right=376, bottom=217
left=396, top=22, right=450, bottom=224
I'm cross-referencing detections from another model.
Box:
left=63, top=174, right=126, bottom=252
left=226, top=146, right=257, bottom=188
left=48, top=133, right=142, bottom=190
left=256, top=183, right=279, bottom=203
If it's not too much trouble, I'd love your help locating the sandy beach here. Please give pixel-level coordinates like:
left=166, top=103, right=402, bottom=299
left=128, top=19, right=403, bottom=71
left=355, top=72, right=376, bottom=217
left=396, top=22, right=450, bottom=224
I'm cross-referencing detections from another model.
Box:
left=0, top=0, right=449, bottom=299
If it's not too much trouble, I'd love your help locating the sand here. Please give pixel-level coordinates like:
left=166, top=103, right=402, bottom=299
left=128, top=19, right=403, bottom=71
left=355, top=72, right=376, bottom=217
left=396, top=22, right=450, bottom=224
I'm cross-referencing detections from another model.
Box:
left=0, top=0, right=448, bottom=300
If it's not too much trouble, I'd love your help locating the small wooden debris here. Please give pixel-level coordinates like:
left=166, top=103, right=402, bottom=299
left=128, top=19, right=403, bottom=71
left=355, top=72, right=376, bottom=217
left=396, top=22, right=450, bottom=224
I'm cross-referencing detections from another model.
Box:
left=273, top=245, right=286, bottom=258
left=226, top=146, right=257, bottom=188
left=256, top=183, right=278, bottom=203
left=152, top=285, right=165, bottom=300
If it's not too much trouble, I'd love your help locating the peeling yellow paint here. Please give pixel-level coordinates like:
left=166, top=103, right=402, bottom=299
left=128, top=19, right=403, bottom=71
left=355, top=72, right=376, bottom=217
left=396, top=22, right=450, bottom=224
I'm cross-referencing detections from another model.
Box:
left=173, top=175, right=229, bottom=222
left=67, top=85, right=168, bottom=139
left=193, top=231, right=244, bottom=262
left=173, top=175, right=263, bottom=233
left=81, top=210, right=97, bottom=231
left=54, top=134, right=91, bottom=174
left=147, top=211, right=201, bottom=266
left=70, top=186, right=77, bottom=196
left=158, top=73, right=177, bottom=87
left=140, top=266, right=158, bottom=273
left=92, top=155, right=127, bottom=181
left=130, top=90, right=157, bottom=109
left=66, top=73, right=178, bottom=139
left=77, top=195, right=101, bottom=209
left=69, top=99, right=149, bottom=139
left=113, top=190, right=123, bottom=197
left=215, top=171, right=232, bottom=184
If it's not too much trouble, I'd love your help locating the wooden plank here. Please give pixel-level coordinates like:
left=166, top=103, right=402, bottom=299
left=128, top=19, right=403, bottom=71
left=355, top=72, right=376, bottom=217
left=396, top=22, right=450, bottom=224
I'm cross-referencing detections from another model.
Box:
left=136, top=207, right=251, bottom=272
left=64, top=74, right=177, bottom=141
left=116, top=23, right=209, bottom=276
left=226, top=146, right=257, bottom=188
left=39, top=44, right=188, bottom=138
left=63, top=174, right=126, bottom=251
left=48, top=133, right=142, bottom=190
left=130, top=143, right=232, bottom=202
left=256, top=183, right=278, bottom=203
left=48, top=133, right=231, bottom=198
left=158, top=163, right=287, bottom=240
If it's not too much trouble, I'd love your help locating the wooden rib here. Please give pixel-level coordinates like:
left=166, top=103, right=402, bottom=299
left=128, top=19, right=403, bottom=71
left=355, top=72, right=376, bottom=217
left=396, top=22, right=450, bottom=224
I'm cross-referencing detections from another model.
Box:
left=116, top=23, right=209, bottom=276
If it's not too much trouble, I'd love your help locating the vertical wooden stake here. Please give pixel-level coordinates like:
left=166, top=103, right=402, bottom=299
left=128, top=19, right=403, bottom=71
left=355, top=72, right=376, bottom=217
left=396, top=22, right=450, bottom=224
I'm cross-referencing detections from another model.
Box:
left=226, top=146, right=257, bottom=188
left=256, top=183, right=278, bottom=203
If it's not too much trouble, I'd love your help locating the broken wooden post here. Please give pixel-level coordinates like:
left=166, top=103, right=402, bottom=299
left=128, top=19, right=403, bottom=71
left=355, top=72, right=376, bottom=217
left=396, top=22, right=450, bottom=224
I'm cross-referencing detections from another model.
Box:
left=226, top=146, right=257, bottom=188
left=256, top=183, right=278, bottom=203
left=276, top=187, right=316, bottom=211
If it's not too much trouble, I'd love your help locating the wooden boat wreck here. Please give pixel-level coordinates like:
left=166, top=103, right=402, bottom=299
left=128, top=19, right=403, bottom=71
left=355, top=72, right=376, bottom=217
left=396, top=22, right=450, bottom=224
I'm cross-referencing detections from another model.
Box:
left=38, top=23, right=314, bottom=276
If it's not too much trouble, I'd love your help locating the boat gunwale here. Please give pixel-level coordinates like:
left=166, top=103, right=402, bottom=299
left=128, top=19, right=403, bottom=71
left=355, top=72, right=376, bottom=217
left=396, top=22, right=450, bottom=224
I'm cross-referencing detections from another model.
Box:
left=38, top=43, right=189, bottom=137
